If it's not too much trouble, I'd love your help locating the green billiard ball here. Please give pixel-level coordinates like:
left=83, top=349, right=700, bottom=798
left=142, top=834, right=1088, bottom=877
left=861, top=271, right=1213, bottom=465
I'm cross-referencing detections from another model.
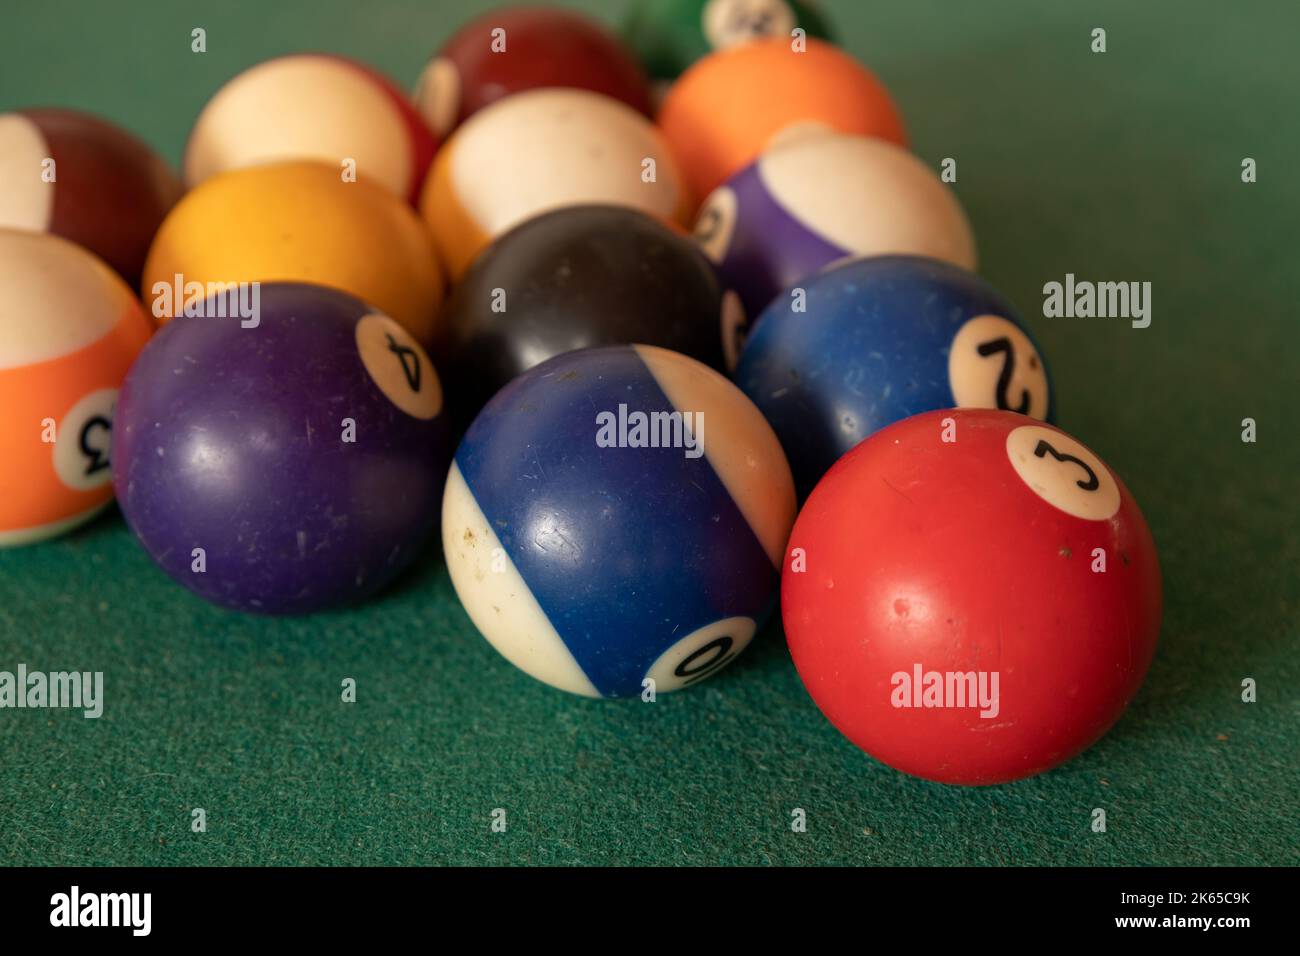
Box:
left=624, top=0, right=835, bottom=83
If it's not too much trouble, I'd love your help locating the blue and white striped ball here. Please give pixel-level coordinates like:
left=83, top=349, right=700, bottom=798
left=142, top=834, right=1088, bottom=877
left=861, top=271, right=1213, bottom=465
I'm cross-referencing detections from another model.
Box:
left=735, top=255, right=1055, bottom=497
left=443, top=344, right=796, bottom=697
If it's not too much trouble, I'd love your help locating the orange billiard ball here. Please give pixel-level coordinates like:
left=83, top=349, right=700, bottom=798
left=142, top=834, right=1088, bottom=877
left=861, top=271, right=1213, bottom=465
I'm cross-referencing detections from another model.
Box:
left=658, top=37, right=907, bottom=200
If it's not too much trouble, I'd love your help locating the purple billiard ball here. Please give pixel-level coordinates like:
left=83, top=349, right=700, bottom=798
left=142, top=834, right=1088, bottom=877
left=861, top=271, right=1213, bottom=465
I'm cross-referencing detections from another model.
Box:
left=112, top=282, right=449, bottom=614
left=692, top=132, right=977, bottom=367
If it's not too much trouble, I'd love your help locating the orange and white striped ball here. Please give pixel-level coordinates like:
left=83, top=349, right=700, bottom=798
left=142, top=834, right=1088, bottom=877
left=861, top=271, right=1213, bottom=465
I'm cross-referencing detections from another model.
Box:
left=0, top=230, right=153, bottom=547
left=185, top=53, right=438, bottom=204
left=142, top=161, right=445, bottom=346
left=419, top=88, right=691, bottom=280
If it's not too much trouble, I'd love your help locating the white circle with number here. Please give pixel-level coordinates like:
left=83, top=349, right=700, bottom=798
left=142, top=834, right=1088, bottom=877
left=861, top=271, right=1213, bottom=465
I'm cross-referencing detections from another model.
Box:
left=720, top=290, right=747, bottom=371
left=702, top=0, right=797, bottom=49
left=1005, top=425, right=1120, bottom=521
left=53, top=388, right=117, bottom=491
left=948, top=314, right=1050, bottom=420
left=693, top=184, right=737, bottom=264
left=644, top=616, right=756, bottom=693
left=355, top=312, right=442, bottom=420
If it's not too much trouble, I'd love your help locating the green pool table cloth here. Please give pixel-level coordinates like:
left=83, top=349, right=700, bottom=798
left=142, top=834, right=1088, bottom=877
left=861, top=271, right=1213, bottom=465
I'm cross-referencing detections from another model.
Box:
left=0, top=0, right=1296, bottom=866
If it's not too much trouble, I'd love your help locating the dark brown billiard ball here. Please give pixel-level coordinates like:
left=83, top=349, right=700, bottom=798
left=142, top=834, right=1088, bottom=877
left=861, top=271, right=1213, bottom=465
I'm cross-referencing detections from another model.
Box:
left=0, top=108, right=183, bottom=286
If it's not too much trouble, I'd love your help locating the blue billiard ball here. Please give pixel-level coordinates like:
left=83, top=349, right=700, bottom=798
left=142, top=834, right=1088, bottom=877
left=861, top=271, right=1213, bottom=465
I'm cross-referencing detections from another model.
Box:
left=442, top=344, right=795, bottom=697
left=734, top=255, right=1054, bottom=497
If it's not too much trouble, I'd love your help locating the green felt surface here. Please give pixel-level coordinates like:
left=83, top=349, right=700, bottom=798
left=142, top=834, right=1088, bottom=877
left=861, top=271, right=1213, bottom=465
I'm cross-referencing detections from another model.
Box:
left=1, top=0, right=1297, bottom=866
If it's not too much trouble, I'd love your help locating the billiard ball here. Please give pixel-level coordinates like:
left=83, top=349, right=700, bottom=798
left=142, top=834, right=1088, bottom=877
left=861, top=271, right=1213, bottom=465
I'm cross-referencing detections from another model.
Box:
left=658, top=37, right=906, bottom=199
left=185, top=54, right=437, bottom=203
left=143, top=161, right=445, bottom=345
left=0, top=230, right=153, bottom=547
left=112, top=283, right=448, bottom=614
left=695, top=132, right=976, bottom=328
left=420, top=88, right=690, bottom=280
left=440, top=205, right=737, bottom=427
left=0, top=108, right=182, bottom=286
left=414, top=6, right=652, bottom=139
left=735, top=255, right=1053, bottom=496
left=443, top=344, right=795, bottom=697
left=624, top=0, right=835, bottom=83
left=782, top=408, right=1163, bottom=785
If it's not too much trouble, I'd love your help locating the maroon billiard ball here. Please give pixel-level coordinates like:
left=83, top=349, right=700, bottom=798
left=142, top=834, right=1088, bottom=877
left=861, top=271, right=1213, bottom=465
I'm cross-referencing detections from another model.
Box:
left=0, top=108, right=183, bottom=286
left=413, top=6, right=653, bottom=138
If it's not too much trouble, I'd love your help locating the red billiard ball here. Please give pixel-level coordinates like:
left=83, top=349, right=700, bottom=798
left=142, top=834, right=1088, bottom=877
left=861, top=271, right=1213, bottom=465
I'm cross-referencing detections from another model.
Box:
left=782, top=408, right=1162, bottom=785
left=413, top=6, right=653, bottom=139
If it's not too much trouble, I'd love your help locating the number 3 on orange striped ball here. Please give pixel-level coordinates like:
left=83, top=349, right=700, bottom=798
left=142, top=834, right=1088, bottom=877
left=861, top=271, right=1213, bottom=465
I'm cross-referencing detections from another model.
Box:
left=0, top=232, right=153, bottom=547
